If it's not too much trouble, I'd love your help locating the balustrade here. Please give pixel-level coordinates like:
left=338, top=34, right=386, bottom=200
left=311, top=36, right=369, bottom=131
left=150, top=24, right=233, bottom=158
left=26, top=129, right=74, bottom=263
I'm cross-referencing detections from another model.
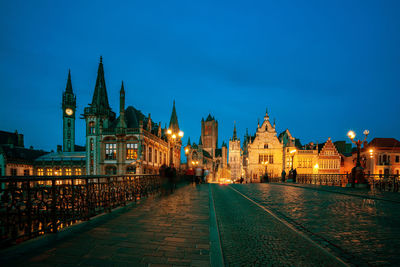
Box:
left=0, top=174, right=161, bottom=247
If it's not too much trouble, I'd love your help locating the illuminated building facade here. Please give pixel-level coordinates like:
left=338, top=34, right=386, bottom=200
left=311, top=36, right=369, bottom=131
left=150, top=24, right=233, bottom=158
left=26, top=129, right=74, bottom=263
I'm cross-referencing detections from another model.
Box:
left=186, top=114, right=227, bottom=182
left=229, top=123, right=241, bottom=181
left=361, top=138, right=400, bottom=176
left=83, top=57, right=181, bottom=175
left=246, top=110, right=284, bottom=181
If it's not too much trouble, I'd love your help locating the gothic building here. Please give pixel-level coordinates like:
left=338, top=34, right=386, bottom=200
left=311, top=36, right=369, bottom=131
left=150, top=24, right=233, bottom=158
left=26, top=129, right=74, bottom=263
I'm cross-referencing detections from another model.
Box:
left=228, top=123, right=241, bottom=181
left=245, top=109, right=284, bottom=181
left=185, top=114, right=227, bottom=182
left=83, top=57, right=181, bottom=175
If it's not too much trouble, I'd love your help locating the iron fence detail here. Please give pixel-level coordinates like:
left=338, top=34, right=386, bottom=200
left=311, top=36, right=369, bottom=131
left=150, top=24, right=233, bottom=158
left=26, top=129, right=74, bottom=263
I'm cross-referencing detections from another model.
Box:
left=295, top=174, right=349, bottom=187
left=0, top=174, right=161, bottom=247
left=365, top=174, right=400, bottom=192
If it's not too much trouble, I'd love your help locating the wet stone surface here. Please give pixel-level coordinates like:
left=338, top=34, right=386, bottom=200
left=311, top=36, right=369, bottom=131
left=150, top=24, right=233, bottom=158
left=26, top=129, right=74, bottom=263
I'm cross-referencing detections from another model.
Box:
left=211, top=184, right=344, bottom=267
left=3, top=184, right=211, bottom=267
left=232, top=183, right=400, bottom=266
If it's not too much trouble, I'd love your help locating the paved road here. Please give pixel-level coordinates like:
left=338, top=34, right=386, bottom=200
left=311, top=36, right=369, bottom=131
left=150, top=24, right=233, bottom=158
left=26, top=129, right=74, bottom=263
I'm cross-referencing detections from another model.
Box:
left=211, top=184, right=345, bottom=267
left=229, top=183, right=400, bottom=266
left=3, top=182, right=400, bottom=266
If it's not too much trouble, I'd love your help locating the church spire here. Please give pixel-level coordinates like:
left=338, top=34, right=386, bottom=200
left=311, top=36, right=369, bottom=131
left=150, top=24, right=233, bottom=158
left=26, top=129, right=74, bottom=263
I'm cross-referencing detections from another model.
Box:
left=168, top=100, right=179, bottom=132
left=120, top=81, right=125, bottom=114
left=91, top=56, right=110, bottom=113
left=232, top=121, right=237, bottom=141
left=187, top=137, right=191, bottom=146
left=66, top=69, right=73, bottom=93
left=116, top=81, right=126, bottom=129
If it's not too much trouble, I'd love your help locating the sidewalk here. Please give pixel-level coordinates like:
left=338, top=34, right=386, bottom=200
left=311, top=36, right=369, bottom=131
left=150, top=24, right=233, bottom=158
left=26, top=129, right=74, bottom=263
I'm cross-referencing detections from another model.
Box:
left=2, top=184, right=211, bottom=267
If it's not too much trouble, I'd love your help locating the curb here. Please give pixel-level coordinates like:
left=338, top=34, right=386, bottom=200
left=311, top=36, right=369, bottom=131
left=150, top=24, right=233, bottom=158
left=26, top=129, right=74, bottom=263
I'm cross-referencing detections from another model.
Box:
left=209, top=184, right=224, bottom=267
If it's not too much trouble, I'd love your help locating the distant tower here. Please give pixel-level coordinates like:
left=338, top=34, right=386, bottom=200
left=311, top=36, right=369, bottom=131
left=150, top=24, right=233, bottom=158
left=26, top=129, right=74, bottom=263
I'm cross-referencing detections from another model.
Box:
left=62, top=70, right=76, bottom=152
left=83, top=56, right=116, bottom=174
left=229, top=122, right=241, bottom=180
left=201, top=114, right=218, bottom=157
left=168, top=100, right=182, bottom=167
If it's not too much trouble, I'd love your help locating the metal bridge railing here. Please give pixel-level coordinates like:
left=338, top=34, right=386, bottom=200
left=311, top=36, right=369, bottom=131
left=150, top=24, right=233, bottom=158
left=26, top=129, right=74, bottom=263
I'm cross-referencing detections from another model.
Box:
left=295, top=174, right=348, bottom=187
left=365, top=174, right=400, bottom=192
left=0, top=174, right=161, bottom=247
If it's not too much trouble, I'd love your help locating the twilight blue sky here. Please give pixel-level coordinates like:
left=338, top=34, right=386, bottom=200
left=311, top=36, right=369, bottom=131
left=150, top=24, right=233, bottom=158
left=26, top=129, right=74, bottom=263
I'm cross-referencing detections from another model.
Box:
left=1, top=0, right=399, bottom=152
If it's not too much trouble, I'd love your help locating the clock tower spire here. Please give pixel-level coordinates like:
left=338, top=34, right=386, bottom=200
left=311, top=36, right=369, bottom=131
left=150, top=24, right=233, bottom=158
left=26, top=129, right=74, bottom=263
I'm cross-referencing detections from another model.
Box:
left=62, top=69, right=76, bottom=152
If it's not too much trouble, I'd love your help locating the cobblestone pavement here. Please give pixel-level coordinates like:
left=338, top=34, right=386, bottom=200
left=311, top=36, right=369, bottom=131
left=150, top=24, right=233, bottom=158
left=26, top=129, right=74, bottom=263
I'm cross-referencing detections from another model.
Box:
left=211, top=184, right=345, bottom=267
left=232, top=183, right=400, bottom=266
left=278, top=182, right=400, bottom=203
left=2, top=184, right=210, bottom=267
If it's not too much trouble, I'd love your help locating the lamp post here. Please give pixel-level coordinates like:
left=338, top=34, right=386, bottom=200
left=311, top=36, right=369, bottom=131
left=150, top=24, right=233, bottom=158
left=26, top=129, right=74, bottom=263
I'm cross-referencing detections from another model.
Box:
left=167, top=128, right=183, bottom=166
left=347, top=130, right=369, bottom=187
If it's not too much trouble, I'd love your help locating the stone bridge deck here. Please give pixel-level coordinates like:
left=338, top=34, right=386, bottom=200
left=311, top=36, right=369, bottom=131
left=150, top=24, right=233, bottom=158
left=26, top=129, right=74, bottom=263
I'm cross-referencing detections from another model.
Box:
left=2, top=183, right=400, bottom=266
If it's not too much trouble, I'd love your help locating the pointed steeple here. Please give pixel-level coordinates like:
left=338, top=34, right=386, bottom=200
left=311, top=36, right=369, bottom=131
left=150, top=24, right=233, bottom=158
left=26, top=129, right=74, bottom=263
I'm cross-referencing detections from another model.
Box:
left=264, top=107, right=269, bottom=121
left=120, top=81, right=125, bottom=114
left=66, top=69, right=73, bottom=93
left=232, top=121, right=237, bottom=141
left=116, top=81, right=126, bottom=129
left=187, top=137, right=191, bottom=146
left=199, top=136, right=203, bottom=146
left=168, top=100, right=179, bottom=132
left=91, top=56, right=110, bottom=113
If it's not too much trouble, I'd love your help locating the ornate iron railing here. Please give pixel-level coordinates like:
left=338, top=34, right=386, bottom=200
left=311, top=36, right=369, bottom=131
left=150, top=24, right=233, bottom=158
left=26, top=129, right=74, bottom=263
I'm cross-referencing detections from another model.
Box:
left=365, top=174, right=400, bottom=192
left=0, top=174, right=160, bottom=247
left=294, top=174, right=349, bottom=187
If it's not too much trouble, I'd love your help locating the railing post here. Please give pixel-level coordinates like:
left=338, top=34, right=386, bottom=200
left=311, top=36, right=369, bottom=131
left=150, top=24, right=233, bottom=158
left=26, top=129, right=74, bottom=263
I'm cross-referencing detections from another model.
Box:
left=85, top=177, right=90, bottom=220
left=26, top=181, right=32, bottom=238
left=71, top=177, right=75, bottom=221
left=51, top=178, right=57, bottom=233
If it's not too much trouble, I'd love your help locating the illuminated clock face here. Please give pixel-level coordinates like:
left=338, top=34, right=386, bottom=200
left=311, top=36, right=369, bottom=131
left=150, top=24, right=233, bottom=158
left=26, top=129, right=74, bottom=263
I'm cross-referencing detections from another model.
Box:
left=65, top=108, right=73, bottom=116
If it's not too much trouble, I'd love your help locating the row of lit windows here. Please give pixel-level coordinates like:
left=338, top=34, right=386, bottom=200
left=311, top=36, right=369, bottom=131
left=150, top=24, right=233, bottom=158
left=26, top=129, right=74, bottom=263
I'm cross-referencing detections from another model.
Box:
left=37, top=168, right=82, bottom=176
left=259, top=154, right=274, bottom=164
left=298, top=159, right=313, bottom=168
left=143, top=145, right=167, bottom=165
left=320, top=159, right=340, bottom=169
left=103, top=142, right=167, bottom=164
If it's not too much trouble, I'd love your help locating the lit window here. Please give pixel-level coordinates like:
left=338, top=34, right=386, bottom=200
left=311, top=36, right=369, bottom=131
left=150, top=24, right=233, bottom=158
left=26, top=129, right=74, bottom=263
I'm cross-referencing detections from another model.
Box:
left=126, top=143, right=138, bottom=160
left=38, top=168, right=44, bottom=176
left=46, top=168, right=53, bottom=176
left=105, top=143, right=117, bottom=160
left=65, top=168, right=72, bottom=176
left=55, top=168, right=62, bottom=176
left=75, top=168, right=81, bottom=175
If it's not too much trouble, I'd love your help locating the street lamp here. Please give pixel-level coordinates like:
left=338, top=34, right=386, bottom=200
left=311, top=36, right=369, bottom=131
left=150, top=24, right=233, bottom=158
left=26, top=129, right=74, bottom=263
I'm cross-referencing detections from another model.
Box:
left=167, top=128, right=184, bottom=166
left=347, top=129, right=369, bottom=187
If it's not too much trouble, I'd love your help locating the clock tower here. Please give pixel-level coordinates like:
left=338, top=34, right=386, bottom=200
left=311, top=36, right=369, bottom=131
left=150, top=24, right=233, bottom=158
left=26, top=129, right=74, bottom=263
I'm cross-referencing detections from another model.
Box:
left=62, top=70, right=76, bottom=152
